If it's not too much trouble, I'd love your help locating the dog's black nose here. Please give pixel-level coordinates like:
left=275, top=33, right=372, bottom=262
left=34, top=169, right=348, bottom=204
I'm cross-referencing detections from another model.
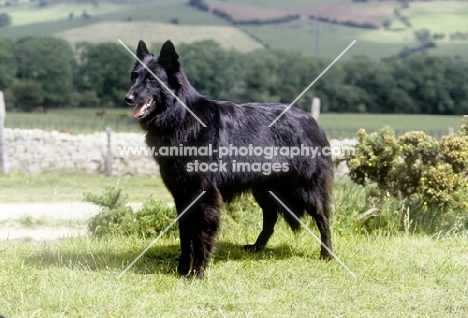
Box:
left=124, top=94, right=135, bottom=105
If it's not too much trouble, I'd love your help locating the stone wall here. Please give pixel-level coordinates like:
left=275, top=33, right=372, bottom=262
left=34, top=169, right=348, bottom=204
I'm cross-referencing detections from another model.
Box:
left=3, top=129, right=159, bottom=175
left=3, top=128, right=356, bottom=177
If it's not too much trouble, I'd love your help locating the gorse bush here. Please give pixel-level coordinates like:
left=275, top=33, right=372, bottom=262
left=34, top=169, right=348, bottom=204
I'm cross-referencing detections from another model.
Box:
left=346, top=116, right=468, bottom=233
left=84, top=185, right=177, bottom=238
left=85, top=185, right=136, bottom=237
left=85, top=186, right=264, bottom=238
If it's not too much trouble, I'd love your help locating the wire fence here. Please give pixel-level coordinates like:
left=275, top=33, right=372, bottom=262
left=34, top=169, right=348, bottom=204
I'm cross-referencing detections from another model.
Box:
left=3, top=109, right=454, bottom=139
left=4, top=111, right=141, bottom=134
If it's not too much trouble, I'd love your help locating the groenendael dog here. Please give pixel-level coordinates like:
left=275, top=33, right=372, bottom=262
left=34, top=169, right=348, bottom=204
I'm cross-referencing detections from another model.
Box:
left=124, top=40, right=334, bottom=278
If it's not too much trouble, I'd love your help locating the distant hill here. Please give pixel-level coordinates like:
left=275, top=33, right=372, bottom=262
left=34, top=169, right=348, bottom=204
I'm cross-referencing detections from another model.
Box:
left=56, top=21, right=263, bottom=52
left=0, top=0, right=467, bottom=58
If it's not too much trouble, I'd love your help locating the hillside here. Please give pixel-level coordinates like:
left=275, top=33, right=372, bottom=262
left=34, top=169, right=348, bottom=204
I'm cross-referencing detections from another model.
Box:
left=55, top=21, right=263, bottom=52
left=0, top=0, right=467, bottom=58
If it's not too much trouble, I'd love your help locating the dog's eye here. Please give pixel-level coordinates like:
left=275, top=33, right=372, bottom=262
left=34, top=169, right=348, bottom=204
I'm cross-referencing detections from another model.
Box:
left=147, top=74, right=155, bottom=81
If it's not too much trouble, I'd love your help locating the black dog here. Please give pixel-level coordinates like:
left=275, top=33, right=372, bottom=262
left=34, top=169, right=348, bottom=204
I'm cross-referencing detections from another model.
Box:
left=124, top=40, right=334, bottom=278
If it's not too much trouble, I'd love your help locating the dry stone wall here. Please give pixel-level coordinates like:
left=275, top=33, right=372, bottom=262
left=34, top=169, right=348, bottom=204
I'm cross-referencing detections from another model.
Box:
left=3, top=129, right=356, bottom=177
left=3, top=129, right=159, bottom=176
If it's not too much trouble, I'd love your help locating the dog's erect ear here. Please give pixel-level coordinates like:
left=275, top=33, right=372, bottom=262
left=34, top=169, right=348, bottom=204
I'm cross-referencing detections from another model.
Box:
left=159, top=40, right=179, bottom=69
left=136, top=40, right=150, bottom=60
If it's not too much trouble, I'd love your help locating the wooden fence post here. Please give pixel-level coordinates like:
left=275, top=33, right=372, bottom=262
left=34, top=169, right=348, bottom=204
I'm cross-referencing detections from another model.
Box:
left=105, top=126, right=112, bottom=176
left=0, top=91, right=9, bottom=174
left=311, top=97, right=321, bottom=120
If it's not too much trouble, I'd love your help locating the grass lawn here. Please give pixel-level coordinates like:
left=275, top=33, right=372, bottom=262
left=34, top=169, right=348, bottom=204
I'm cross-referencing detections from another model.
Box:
left=0, top=172, right=172, bottom=203
left=0, top=223, right=467, bottom=316
left=0, top=173, right=467, bottom=315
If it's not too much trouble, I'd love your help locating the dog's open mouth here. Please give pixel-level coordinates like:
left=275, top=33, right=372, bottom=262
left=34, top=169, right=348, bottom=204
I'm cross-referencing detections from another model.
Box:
left=132, top=99, right=154, bottom=119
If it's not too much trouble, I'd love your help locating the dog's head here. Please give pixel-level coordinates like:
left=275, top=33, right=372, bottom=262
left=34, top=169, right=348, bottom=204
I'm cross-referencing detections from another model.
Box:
left=124, top=40, right=181, bottom=120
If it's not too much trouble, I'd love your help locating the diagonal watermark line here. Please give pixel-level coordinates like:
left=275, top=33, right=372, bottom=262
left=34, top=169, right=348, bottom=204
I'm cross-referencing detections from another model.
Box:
left=118, top=39, right=207, bottom=128
left=268, top=191, right=357, bottom=279
left=268, top=40, right=357, bottom=127
left=117, top=191, right=206, bottom=279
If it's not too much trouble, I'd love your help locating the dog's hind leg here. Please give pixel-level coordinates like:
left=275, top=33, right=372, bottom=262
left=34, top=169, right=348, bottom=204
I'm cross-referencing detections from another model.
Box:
left=244, top=190, right=278, bottom=253
left=304, top=188, right=334, bottom=260
left=310, top=208, right=333, bottom=260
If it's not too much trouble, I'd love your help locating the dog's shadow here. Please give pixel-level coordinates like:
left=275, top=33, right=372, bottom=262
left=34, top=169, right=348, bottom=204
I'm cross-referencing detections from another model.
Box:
left=23, top=241, right=314, bottom=276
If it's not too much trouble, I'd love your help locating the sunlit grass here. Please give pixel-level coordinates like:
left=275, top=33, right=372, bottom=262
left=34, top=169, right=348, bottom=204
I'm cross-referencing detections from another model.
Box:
left=0, top=172, right=172, bottom=203
left=0, top=227, right=467, bottom=316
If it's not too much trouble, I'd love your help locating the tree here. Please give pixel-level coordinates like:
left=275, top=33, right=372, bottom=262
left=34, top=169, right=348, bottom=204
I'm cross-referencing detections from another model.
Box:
left=13, top=37, right=74, bottom=107
left=84, top=43, right=133, bottom=107
left=0, top=13, right=11, bottom=28
left=0, top=38, right=16, bottom=90
left=10, top=80, right=43, bottom=112
left=177, top=40, right=243, bottom=102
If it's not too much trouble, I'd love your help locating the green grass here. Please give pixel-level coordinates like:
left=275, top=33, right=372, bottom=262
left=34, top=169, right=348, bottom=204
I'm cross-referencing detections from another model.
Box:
left=1, top=173, right=467, bottom=315
left=1, top=0, right=232, bottom=39
left=4, top=0, right=229, bottom=27
left=56, top=21, right=263, bottom=52
left=0, top=172, right=172, bottom=203
left=402, top=1, right=468, bottom=34
left=206, top=0, right=349, bottom=9
left=1, top=222, right=467, bottom=316
left=5, top=110, right=465, bottom=137
left=318, top=113, right=464, bottom=130
left=241, top=19, right=415, bottom=59
left=318, top=114, right=464, bottom=139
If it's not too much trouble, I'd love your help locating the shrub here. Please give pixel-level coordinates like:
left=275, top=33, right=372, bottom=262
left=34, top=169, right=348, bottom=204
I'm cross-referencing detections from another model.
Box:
left=135, top=197, right=178, bottom=237
left=346, top=116, right=468, bottom=233
left=85, top=185, right=137, bottom=237
left=85, top=186, right=177, bottom=238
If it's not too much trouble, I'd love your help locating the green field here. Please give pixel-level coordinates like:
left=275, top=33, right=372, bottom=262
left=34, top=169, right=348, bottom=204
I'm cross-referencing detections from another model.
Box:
left=0, top=172, right=467, bottom=316
left=56, top=21, right=263, bottom=52
left=240, top=19, right=415, bottom=59
left=402, top=1, right=468, bottom=34
left=318, top=113, right=464, bottom=130
left=5, top=108, right=141, bottom=134
left=5, top=109, right=465, bottom=138
left=1, top=0, right=468, bottom=59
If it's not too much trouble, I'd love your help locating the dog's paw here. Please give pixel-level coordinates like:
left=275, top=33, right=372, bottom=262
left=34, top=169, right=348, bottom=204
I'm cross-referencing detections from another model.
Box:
left=243, top=244, right=265, bottom=253
left=320, top=251, right=335, bottom=261
left=177, top=262, right=191, bottom=276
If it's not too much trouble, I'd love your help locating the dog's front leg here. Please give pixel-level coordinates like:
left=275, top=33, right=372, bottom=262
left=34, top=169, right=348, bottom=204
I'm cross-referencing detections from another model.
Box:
left=177, top=220, right=193, bottom=276
left=189, top=187, right=222, bottom=279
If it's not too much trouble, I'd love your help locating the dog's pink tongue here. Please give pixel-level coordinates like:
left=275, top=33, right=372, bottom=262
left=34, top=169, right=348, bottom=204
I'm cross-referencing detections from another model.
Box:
left=132, top=103, right=145, bottom=119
